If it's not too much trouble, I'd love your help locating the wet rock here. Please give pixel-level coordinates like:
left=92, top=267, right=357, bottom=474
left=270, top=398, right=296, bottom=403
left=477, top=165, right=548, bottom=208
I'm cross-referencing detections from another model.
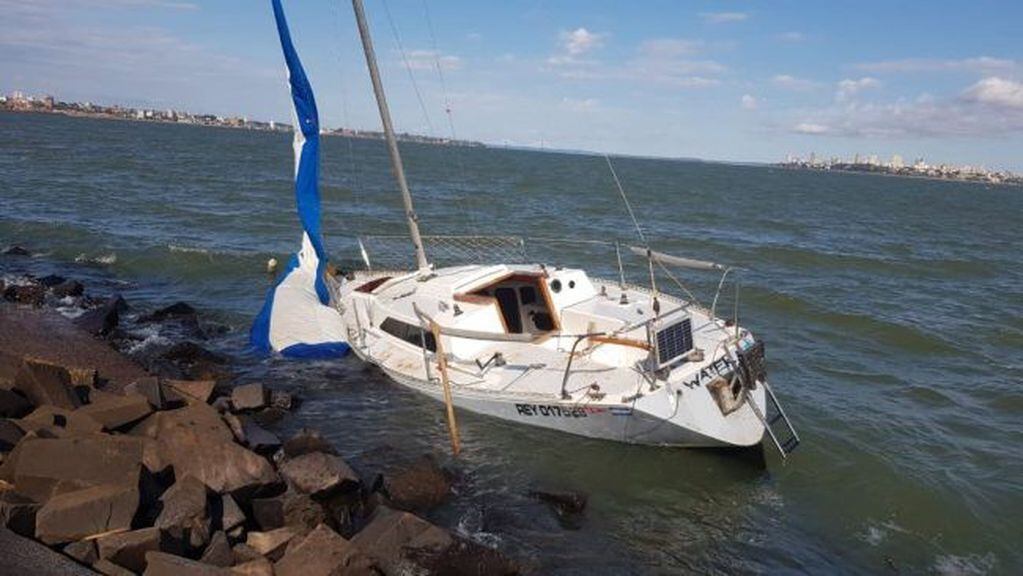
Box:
left=63, top=539, right=98, bottom=565
left=143, top=551, right=230, bottom=575
left=162, top=342, right=228, bottom=366
left=231, top=557, right=273, bottom=576
left=15, top=405, right=104, bottom=436
left=274, top=523, right=377, bottom=576
left=528, top=489, right=588, bottom=530
left=246, top=526, right=297, bottom=560
left=155, top=475, right=210, bottom=549
left=142, top=302, right=197, bottom=323
left=96, top=527, right=165, bottom=573
left=240, top=417, right=280, bottom=455
left=230, top=383, right=267, bottom=412
left=374, top=454, right=451, bottom=513
left=135, top=405, right=279, bottom=495
left=199, top=530, right=233, bottom=567
left=0, top=489, right=39, bottom=537
left=251, top=489, right=326, bottom=534
left=37, top=275, right=67, bottom=288
left=3, top=245, right=31, bottom=256
left=14, top=357, right=81, bottom=410
left=35, top=483, right=139, bottom=544
left=269, top=390, right=294, bottom=412
left=281, top=428, right=337, bottom=459
left=250, top=407, right=285, bottom=428
left=280, top=452, right=359, bottom=498
left=94, top=558, right=136, bottom=576
left=164, top=379, right=216, bottom=406
left=12, top=435, right=144, bottom=503
left=0, top=389, right=33, bottom=419
left=124, top=377, right=166, bottom=410
left=77, top=392, right=153, bottom=431
left=75, top=295, right=124, bottom=336
left=0, top=419, right=24, bottom=452
left=51, top=280, right=85, bottom=299
left=218, top=494, right=246, bottom=534
left=4, top=284, right=45, bottom=306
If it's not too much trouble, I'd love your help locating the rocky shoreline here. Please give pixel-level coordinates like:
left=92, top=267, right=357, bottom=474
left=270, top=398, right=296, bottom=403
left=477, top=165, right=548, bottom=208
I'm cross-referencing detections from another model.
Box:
left=0, top=247, right=547, bottom=575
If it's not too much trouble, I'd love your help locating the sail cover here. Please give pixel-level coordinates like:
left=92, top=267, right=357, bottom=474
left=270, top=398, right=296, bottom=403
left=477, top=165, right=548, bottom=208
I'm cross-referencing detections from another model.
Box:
left=250, top=0, right=349, bottom=358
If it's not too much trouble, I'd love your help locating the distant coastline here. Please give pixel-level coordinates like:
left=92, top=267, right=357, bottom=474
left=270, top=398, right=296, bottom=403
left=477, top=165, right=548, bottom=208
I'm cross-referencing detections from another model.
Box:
left=778, top=156, right=1021, bottom=187
left=0, top=91, right=485, bottom=148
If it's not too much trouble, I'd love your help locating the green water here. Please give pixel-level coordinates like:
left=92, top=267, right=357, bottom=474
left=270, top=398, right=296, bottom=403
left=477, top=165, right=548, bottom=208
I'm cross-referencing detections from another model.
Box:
left=2, top=111, right=1021, bottom=575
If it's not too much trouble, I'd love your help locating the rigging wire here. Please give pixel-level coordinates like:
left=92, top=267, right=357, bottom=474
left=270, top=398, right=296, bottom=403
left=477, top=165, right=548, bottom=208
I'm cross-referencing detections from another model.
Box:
left=606, top=154, right=659, bottom=310
left=333, top=1, right=363, bottom=244
left=380, top=0, right=436, bottom=136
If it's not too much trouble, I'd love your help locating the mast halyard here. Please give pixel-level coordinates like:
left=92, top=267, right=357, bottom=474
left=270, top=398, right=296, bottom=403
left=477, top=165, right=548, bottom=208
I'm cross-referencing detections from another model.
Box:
left=351, top=0, right=430, bottom=272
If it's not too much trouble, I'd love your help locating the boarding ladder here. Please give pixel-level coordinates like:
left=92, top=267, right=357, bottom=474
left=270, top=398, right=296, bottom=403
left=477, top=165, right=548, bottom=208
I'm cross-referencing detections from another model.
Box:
left=736, top=341, right=800, bottom=459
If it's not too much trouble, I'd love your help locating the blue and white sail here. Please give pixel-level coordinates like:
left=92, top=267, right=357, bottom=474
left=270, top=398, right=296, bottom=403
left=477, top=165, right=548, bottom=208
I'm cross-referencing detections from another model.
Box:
left=250, top=0, right=349, bottom=359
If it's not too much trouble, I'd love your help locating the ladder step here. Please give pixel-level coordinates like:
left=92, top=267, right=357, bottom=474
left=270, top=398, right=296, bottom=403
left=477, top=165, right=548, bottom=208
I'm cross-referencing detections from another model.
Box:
left=781, top=437, right=800, bottom=454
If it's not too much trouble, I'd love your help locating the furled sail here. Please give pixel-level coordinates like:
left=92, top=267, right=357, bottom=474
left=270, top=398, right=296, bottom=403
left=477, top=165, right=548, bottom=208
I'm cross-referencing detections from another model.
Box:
left=250, top=0, right=349, bottom=358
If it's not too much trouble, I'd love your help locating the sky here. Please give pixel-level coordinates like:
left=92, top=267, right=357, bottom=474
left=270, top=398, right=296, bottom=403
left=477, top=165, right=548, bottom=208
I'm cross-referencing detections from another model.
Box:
left=3, top=0, right=1023, bottom=171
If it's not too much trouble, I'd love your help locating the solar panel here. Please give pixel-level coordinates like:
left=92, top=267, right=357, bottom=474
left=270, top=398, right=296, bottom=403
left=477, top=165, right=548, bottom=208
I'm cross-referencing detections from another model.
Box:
left=656, top=317, right=693, bottom=366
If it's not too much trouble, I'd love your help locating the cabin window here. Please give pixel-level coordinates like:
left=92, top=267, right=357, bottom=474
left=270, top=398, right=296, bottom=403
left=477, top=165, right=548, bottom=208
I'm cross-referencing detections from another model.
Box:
left=519, top=286, right=537, bottom=305
left=379, top=317, right=436, bottom=352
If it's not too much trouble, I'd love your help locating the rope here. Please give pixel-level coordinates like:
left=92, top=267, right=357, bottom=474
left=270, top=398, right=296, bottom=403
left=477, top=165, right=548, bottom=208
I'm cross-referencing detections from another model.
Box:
left=380, top=0, right=436, bottom=136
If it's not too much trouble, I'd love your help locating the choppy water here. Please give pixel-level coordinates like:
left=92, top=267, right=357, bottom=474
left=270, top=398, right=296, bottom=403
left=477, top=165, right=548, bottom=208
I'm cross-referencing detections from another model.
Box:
left=2, top=111, right=1021, bottom=575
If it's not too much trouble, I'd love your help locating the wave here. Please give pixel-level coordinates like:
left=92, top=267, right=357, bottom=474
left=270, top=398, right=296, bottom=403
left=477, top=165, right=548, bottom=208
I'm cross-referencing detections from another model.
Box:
left=74, top=252, right=117, bottom=266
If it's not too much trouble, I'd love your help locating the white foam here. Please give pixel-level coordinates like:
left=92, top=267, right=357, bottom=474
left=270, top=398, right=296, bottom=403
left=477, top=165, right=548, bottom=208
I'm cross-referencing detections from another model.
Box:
left=933, top=553, right=996, bottom=576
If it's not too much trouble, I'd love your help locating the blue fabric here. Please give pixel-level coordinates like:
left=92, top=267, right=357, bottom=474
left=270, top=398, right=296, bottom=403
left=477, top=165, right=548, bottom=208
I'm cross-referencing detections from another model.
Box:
left=281, top=341, right=352, bottom=358
left=249, top=254, right=298, bottom=354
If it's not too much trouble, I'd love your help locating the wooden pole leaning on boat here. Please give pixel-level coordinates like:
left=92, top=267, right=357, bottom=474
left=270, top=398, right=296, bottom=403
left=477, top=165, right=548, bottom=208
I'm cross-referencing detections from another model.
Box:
left=429, top=320, right=461, bottom=456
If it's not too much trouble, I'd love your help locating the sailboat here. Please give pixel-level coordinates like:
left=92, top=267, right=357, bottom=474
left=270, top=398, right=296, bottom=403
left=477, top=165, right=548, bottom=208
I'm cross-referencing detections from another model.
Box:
left=256, top=0, right=799, bottom=456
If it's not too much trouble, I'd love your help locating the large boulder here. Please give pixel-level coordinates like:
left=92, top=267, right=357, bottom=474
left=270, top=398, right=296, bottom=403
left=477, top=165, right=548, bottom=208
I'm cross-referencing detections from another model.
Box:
left=63, top=539, right=99, bottom=565
left=246, top=526, right=297, bottom=560
left=0, top=489, right=39, bottom=537
left=164, top=379, right=216, bottom=406
left=77, top=392, right=153, bottom=431
left=13, top=358, right=81, bottom=410
left=132, top=405, right=279, bottom=495
left=352, top=505, right=518, bottom=576
left=75, top=295, right=124, bottom=336
left=154, top=475, right=210, bottom=549
left=199, top=530, right=233, bottom=567
left=124, top=377, right=167, bottom=410
left=15, top=405, right=104, bottom=437
left=0, top=418, right=25, bottom=451
left=231, top=558, right=274, bottom=576
left=230, top=383, right=267, bottom=412
left=4, top=284, right=45, bottom=306
left=51, top=279, right=85, bottom=299
left=274, top=523, right=377, bottom=576
left=251, top=489, right=326, bottom=534
left=141, top=302, right=197, bottom=323
left=96, top=527, right=168, bottom=573
left=0, top=526, right=99, bottom=576
left=239, top=417, right=280, bottom=455
left=0, top=389, right=33, bottom=419
left=218, top=494, right=246, bottom=534
left=35, top=483, right=139, bottom=544
left=280, top=428, right=337, bottom=460
left=143, top=551, right=230, bottom=575
left=369, top=453, right=451, bottom=513
left=528, top=489, right=588, bottom=530
left=12, top=435, right=144, bottom=503
left=280, top=452, right=359, bottom=498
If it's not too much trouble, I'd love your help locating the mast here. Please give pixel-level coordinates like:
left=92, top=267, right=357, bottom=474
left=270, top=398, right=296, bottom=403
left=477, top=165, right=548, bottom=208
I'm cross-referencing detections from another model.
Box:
left=351, top=0, right=430, bottom=271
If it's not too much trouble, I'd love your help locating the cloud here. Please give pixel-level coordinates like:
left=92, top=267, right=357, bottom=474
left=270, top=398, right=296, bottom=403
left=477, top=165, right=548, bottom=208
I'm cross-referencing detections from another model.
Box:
left=546, top=36, right=724, bottom=88
left=961, top=77, right=1023, bottom=109
left=854, top=56, right=1015, bottom=74
left=741, top=94, right=758, bottom=110
left=793, top=122, right=831, bottom=134
left=771, top=74, right=819, bottom=91
left=777, top=32, right=805, bottom=42
left=561, top=28, right=604, bottom=56
left=699, top=12, right=749, bottom=23
left=835, top=77, right=880, bottom=101
left=403, top=50, right=462, bottom=72
left=560, top=96, right=600, bottom=112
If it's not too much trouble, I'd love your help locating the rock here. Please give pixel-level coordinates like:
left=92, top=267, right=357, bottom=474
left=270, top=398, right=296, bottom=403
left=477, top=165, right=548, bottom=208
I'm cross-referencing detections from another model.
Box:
left=269, top=390, right=294, bottom=411
left=230, top=384, right=267, bottom=412
left=164, top=379, right=216, bottom=405
left=274, top=523, right=376, bottom=576
left=155, top=475, right=210, bottom=549
left=250, top=407, right=285, bottom=428
left=142, top=302, right=197, bottom=322
left=94, top=558, right=136, bottom=576
left=231, top=557, right=274, bottom=576
left=63, top=539, right=98, bottom=565
left=35, top=483, right=139, bottom=544
left=143, top=551, right=230, bottom=575
left=200, top=530, right=233, bottom=567
left=51, top=280, right=85, bottom=299
left=3, top=245, right=31, bottom=256
left=352, top=505, right=517, bottom=576
left=4, top=284, right=45, bottom=306
left=138, top=405, right=279, bottom=495
left=218, top=494, right=246, bottom=533
left=77, top=392, right=153, bottom=431
left=162, top=342, right=228, bottom=366
left=231, top=542, right=263, bottom=564
left=211, top=397, right=231, bottom=413
left=12, top=435, right=144, bottom=503
left=222, top=412, right=245, bottom=444
left=528, top=490, right=588, bottom=529
left=240, top=417, right=280, bottom=455
left=15, top=405, right=104, bottom=436
left=124, top=377, right=166, bottom=410
left=0, top=489, right=39, bottom=537
left=246, top=527, right=297, bottom=560
left=37, top=275, right=67, bottom=288
left=0, top=389, right=32, bottom=419
left=375, top=454, right=451, bottom=513
left=0, top=419, right=24, bottom=452
left=13, top=357, right=81, bottom=410
left=0, top=527, right=100, bottom=576
left=281, top=428, right=337, bottom=459
left=96, top=527, right=165, bottom=573
left=280, top=452, right=359, bottom=498
left=75, top=295, right=124, bottom=336
left=251, top=490, right=326, bottom=534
